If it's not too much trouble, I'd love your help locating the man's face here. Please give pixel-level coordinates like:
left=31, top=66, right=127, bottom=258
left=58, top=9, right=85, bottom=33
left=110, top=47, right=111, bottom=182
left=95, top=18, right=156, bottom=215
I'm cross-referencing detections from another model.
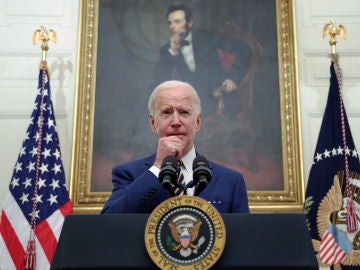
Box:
left=167, top=10, right=193, bottom=36
left=149, top=86, right=201, bottom=155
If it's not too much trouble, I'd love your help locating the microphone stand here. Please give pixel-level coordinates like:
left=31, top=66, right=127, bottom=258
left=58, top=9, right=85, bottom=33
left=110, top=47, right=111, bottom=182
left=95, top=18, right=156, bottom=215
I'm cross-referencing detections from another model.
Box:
left=183, top=180, right=195, bottom=196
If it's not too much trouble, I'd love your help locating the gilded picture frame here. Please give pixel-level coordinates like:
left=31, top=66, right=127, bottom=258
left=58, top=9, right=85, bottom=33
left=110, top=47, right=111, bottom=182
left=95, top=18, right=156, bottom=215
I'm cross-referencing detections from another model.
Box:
left=70, top=0, right=303, bottom=213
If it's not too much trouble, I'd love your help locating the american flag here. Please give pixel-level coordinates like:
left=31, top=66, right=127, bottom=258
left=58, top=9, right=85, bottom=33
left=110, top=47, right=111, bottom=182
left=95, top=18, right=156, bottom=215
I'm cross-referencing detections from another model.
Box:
left=0, top=61, right=73, bottom=270
left=319, top=224, right=352, bottom=265
left=304, top=60, right=360, bottom=269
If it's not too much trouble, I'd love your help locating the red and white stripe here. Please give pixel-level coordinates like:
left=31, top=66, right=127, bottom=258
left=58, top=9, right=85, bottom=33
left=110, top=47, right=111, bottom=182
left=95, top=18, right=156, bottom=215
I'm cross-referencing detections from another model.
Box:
left=0, top=193, right=72, bottom=270
left=319, top=229, right=347, bottom=265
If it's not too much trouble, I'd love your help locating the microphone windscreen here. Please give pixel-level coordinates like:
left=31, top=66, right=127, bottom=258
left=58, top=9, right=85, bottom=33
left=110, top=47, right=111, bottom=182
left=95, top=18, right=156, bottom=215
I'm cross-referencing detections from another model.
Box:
left=192, top=155, right=209, bottom=168
left=192, top=156, right=211, bottom=196
left=161, top=155, right=178, bottom=168
left=193, top=155, right=212, bottom=182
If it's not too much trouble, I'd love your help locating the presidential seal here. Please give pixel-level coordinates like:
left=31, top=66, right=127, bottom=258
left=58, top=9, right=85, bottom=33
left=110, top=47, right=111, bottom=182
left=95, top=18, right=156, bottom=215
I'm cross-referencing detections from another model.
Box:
left=145, top=196, right=226, bottom=270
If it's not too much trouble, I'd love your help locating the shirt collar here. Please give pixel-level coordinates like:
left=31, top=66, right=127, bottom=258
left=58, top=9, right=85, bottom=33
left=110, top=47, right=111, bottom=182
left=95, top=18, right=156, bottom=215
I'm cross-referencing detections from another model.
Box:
left=181, top=146, right=196, bottom=172
left=185, top=32, right=193, bottom=44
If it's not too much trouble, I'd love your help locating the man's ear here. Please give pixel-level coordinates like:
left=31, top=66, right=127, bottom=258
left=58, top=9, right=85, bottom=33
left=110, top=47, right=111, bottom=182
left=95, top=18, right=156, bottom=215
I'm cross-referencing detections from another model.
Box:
left=188, top=19, right=194, bottom=29
left=149, top=114, right=157, bottom=133
left=195, top=114, right=202, bottom=132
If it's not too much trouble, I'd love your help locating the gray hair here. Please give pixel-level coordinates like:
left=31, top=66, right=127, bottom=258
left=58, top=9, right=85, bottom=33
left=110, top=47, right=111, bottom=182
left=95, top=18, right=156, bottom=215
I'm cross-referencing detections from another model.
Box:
left=148, top=80, right=201, bottom=115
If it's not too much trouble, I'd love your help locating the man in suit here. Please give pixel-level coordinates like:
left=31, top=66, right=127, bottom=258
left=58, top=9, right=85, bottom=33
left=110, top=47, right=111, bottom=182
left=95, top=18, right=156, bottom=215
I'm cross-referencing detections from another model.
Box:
left=153, top=3, right=251, bottom=118
left=101, top=80, right=249, bottom=214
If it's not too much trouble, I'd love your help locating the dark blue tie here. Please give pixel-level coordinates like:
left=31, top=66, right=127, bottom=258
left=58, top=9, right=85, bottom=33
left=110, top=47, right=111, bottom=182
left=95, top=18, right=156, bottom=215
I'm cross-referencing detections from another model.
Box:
left=174, top=160, right=185, bottom=196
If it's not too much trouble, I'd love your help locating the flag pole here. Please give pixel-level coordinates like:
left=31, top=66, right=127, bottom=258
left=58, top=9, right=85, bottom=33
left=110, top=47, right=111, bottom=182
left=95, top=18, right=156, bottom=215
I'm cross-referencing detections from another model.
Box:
left=0, top=25, right=72, bottom=270
left=33, top=25, right=57, bottom=65
left=323, top=21, right=356, bottom=233
left=24, top=26, right=57, bottom=270
left=322, top=19, right=346, bottom=59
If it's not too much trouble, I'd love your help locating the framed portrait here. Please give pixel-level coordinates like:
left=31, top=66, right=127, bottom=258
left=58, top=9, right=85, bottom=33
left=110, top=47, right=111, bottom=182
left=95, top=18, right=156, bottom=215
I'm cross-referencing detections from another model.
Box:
left=70, top=0, right=303, bottom=213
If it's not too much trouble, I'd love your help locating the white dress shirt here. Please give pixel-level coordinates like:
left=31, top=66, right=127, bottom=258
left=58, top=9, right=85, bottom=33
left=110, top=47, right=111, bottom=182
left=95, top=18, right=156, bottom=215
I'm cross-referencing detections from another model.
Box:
left=168, top=32, right=196, bottom=72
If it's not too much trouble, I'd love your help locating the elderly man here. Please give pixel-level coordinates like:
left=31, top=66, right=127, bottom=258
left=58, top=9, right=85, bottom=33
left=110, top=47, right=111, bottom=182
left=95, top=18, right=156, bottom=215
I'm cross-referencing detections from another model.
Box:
left=101, top=80, right=249, bottom=214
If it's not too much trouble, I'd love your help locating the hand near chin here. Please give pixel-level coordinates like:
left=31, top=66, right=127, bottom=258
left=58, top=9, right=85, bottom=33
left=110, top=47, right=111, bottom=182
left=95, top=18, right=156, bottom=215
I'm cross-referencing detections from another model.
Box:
left=153, top=136, right=184, bottom=168
left=169, top=33, right=182, bottom=54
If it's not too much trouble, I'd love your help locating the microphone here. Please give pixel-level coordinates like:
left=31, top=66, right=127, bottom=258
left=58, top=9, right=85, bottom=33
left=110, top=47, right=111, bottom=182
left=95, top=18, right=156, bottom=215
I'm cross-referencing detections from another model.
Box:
left=192, top=156, right=212, bottom=196
left=159, top=156, right=178, bottom=196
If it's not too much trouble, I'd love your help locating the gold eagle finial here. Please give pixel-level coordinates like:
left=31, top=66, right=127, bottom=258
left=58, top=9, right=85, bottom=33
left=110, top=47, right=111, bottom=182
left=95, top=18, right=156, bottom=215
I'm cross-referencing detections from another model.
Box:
left=33, top=26, right=57, bottom=61
left=322, top=20, right=346, bottom=55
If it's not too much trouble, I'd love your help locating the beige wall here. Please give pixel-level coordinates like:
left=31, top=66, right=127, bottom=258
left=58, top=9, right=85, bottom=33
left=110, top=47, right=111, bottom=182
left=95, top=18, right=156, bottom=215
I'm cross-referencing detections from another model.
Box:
left=0, top=0, right=359, bottom=219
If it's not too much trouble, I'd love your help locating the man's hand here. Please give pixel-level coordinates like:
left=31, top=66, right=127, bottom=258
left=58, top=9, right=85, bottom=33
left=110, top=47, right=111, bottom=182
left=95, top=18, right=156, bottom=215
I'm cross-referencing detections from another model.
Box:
left=153, top=136, right=185, bottom=168
left=169, top=33, right=183, bottom=54
left=222, top=79, right=238, bottom=93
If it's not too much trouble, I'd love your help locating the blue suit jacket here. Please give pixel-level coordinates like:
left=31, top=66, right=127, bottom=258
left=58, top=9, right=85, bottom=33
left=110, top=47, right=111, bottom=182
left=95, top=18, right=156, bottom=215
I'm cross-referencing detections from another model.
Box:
left=101, top=154, right=250, bottom=214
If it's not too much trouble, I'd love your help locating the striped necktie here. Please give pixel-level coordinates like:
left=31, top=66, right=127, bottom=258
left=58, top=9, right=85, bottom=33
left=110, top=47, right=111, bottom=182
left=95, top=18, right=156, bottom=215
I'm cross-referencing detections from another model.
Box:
left=174, top=160, right=185, bottom=196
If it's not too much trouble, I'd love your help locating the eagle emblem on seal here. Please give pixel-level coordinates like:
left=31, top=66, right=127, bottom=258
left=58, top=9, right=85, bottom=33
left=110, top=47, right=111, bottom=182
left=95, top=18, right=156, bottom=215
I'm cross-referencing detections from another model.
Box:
left=168, top=214, right=205, bottom=257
